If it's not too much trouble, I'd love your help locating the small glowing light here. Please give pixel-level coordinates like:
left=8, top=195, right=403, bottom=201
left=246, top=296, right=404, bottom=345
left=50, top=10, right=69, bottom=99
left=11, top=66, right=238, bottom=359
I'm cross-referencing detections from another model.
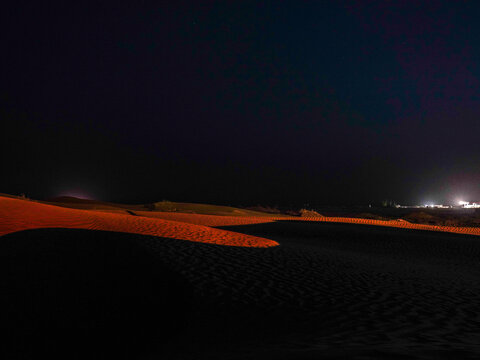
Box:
left=458, top=201, right=468, bottom=206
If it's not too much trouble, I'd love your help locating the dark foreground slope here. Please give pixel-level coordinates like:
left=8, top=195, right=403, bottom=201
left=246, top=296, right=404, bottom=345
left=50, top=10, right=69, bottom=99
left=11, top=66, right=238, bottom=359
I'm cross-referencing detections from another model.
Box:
left=1, top=229, right=193, bottom=359
left=2, top=222, right=480, bottom=359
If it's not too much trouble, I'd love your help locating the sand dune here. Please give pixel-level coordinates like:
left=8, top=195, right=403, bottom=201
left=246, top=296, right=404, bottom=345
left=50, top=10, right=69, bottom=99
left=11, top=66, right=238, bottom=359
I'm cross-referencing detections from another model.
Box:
left=3, top=195, right=480, bottom=358
left=36, top=196, right=480, bottom=236
left=210, top=221, right=480, bottom=358
left=296, top=216, right=480, bottom=236
left=132, top=210, right=480, bottom=237
left=0, top=196, right=277, bottom=247
left=5, top=222, right=479, bottom=358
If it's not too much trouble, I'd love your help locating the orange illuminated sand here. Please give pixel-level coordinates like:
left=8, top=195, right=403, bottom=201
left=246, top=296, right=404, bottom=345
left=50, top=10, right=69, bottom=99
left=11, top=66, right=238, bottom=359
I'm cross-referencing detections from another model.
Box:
left=294, top=216, right=480, bottom=236
left=136, top=211, right=480, bottom=236
left=134, top=211, right=278, bottom=227
left=0, top=196, right=278, bottom=247
left=2, top=196, right=480, bottom=245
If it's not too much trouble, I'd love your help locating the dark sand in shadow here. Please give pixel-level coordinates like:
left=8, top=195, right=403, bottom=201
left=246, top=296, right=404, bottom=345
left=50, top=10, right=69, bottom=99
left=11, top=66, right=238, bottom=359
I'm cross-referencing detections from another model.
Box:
left=1, top=229, right=193, bottom=359
left=2, top=223, right=480, bottom=359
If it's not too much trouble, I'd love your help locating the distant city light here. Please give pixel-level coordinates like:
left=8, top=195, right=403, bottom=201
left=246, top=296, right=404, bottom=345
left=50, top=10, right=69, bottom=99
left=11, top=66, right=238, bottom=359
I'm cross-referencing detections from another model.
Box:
left=419, top=202, right=478, bottom=209
left=423, top=204, right=450, bottom=209
left=458, top=201, right=480, bottom=209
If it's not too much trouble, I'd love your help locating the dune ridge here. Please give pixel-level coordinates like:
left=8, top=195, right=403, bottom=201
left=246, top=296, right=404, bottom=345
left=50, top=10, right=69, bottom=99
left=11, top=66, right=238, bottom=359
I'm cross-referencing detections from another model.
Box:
left=134, top=211, right=480, bottom=236
left=0, top=196, right=277, bottom=247
left=293, top=216, right=480, bottom=236
left=1, top=196, right=479, bottom=245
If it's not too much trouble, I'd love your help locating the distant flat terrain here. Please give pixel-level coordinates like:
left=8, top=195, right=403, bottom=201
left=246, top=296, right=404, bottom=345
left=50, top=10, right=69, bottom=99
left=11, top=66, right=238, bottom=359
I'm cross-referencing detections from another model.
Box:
left=2, top=195, right=480, bottom=359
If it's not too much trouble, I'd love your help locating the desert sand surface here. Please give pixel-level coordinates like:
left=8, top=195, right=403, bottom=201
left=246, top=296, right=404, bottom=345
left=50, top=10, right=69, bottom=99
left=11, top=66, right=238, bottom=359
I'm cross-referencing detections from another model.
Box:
left=41, top=195, right=480, bottom=235
left=134, top=210, right=278, bottom=227
left=135, top=210, right=480, bottom=237
left=2, top=195, right=480, bottom=359
left=0, top=196, right=277, bottom=247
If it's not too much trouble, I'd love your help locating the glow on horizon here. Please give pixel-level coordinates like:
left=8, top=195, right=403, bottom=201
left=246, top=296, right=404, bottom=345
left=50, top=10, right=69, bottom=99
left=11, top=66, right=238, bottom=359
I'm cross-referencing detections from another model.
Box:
left=458, top=201, right=480, bottom=209
left=55, top=189, right=96, bottom=200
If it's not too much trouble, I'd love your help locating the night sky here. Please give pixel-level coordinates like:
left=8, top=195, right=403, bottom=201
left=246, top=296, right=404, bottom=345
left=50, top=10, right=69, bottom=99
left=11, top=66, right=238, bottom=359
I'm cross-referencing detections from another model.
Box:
left=2, top=1, right=479, bottom=206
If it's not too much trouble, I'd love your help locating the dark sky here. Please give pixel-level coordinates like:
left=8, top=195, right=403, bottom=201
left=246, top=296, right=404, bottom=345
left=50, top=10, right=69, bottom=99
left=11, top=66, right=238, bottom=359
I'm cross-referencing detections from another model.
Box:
left=1, top=1, right=479, bottom=206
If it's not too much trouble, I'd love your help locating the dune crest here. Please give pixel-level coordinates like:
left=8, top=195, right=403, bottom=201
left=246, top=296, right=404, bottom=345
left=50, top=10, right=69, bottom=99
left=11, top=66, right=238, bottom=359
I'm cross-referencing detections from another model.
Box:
left=135, top=211, right=480, bottom=237
left=0, top=197, right=277, bottom=247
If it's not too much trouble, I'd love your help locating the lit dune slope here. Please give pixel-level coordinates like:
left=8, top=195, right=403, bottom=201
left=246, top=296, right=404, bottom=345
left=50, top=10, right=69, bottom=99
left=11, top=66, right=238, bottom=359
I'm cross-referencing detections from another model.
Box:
left=134, top=211, right=278, bottom=227
left=294, top=216, right=480, bottom=236
left=0, top=196, right=277, bottom=247
left=135, top=211, right=480, bottom=236
left=2, top=195, right=479, bottom=239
